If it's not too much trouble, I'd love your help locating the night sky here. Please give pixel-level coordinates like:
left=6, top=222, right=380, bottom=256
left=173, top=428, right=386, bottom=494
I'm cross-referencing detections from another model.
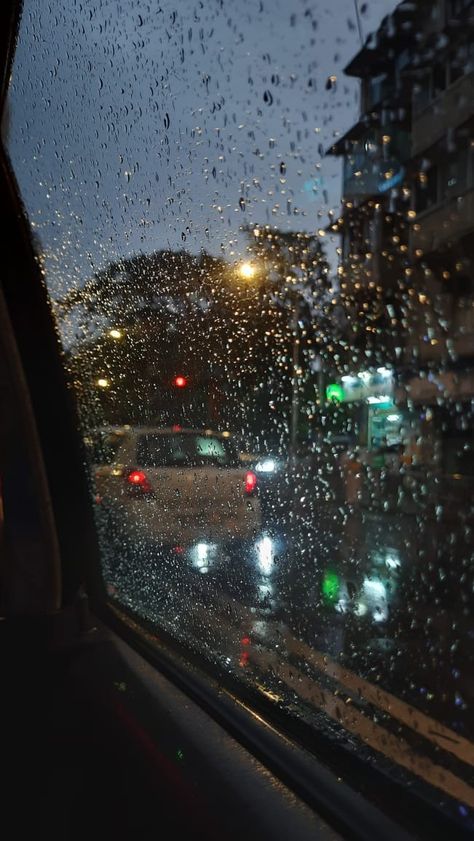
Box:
left=6, top=0, right=398, bottom=298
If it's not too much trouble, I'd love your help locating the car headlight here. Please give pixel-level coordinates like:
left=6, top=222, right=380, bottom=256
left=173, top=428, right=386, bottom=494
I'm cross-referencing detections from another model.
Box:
left=255, top=458, right=277, bottom=474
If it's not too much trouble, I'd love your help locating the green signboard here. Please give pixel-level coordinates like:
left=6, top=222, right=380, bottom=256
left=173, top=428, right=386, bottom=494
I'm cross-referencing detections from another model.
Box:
left=326, top=383, right=344, bottom=402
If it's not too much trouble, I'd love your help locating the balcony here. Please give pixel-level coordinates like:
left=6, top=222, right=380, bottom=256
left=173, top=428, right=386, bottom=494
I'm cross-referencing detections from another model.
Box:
left=412, top=71, right=474, bottom=155
left=398, top=369, right=474, bottom=404
left=342, top=129, right=410, bottom=200
left=411, top=187, right=474, bottom=255
left=404, top=297, right=474, bottom=365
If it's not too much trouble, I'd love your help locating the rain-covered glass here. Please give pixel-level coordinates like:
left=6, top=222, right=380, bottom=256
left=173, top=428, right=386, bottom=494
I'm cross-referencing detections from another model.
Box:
left=4, top=0, right=474, bottom=831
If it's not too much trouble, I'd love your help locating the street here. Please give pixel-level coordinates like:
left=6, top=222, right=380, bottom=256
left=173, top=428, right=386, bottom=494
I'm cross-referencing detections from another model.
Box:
left=104, top=492, right=474, bottom=812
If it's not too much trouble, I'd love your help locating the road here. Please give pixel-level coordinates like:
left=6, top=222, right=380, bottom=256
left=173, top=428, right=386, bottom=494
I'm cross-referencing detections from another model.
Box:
left=103, top=494, right=474, bottom=816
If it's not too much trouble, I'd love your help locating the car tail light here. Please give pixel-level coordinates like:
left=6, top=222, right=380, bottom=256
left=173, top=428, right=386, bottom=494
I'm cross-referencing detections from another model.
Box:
left=244, top=470, right=258, bottom=495
left=126, top=469, right=153, bottom=495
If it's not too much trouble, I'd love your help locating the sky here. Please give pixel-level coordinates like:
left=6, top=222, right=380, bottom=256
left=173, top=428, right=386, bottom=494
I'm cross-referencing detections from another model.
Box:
left=6, top=0, right=399, bottom=298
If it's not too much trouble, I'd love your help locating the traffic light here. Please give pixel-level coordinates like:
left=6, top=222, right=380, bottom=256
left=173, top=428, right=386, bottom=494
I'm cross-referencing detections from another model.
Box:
left=173, top=375, right=188, bottom=388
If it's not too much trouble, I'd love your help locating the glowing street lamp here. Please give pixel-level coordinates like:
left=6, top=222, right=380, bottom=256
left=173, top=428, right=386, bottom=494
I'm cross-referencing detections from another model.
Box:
left=238, top=261, right=257, bottom=280
left=108, top=328, right=123, bottom=340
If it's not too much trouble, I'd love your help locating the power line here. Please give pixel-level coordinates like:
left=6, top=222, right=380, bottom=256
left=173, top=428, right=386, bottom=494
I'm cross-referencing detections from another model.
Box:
left=353, top=0, right=364, bottom=46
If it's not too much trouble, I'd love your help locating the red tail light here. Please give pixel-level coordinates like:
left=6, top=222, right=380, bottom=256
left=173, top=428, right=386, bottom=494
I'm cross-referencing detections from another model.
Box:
left=126, top=469, right=153, bottom=494
left=244, top=470, right=258, bottom=495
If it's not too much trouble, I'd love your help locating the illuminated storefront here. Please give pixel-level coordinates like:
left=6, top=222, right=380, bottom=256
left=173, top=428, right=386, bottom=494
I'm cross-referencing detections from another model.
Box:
left=325, top=368, right=407, bottom=451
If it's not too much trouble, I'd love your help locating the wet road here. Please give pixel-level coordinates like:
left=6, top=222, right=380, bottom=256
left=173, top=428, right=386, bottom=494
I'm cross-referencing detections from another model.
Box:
left=103, top=497, right=474, bottom=812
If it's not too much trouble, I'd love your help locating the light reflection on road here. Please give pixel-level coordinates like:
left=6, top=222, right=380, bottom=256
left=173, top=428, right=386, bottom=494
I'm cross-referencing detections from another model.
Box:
left=105, top=503, right=474, bottom=750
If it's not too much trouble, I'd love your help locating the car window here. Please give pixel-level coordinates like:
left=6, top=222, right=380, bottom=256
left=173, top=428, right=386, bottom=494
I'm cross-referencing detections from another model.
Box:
left=136, top=433, right=237, bottom=467
left=5, top=0, right=474, bottom=834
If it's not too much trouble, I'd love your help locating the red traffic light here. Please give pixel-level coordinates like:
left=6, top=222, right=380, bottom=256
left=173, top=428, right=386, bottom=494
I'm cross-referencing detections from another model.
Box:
left=173, top=375, right=187, bottom=388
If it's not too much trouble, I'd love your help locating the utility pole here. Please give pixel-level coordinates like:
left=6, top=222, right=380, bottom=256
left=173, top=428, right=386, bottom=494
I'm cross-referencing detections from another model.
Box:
left=290, top=299, right=300, bottom=462
left=353, top=0, right=364, bottom=46
left=313, top=353, right=325, bottom=407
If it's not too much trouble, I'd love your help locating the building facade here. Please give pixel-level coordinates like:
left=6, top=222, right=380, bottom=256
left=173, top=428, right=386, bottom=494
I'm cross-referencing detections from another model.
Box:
left=326, top=1, right=418, bottom=452
left=327, top=0, right=474, bottom=471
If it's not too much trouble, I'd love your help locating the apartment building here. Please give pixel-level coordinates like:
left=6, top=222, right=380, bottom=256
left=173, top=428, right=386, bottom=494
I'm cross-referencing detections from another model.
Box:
left=325, top=0, right=474, bottom=468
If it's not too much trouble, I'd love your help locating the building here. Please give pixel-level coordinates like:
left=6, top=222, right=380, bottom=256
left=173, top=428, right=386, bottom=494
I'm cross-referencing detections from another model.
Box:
left=325, top=1, right=419, bottom=452
left=401, top=0, right=474, bottom=412
left=326, top=0, right=474, bottom=472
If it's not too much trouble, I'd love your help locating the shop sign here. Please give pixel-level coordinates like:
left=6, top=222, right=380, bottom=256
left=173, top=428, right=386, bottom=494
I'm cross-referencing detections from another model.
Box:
left=328, top=370, right=394, bottom=403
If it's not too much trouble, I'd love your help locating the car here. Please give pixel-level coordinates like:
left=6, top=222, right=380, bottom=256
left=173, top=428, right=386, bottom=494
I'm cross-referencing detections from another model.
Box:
left=96, top=427, right=262, bottom=545
left=83, top=425, right=132, bottom=479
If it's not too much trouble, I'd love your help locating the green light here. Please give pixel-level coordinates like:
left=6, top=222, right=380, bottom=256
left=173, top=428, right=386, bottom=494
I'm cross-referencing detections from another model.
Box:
left=322, top=570, right=340, bottom=605
left=326, top=383, right=344, bottom=402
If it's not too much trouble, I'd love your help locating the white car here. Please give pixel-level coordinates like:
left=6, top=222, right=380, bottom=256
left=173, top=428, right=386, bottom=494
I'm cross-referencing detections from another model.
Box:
left=97, top=427, right=261, bottom=545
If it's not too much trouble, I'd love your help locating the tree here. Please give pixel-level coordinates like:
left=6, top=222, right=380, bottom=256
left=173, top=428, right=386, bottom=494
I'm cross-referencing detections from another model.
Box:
left=57, top=249, right=268, bottom=433
left=243, top=226, right=335, bottom=444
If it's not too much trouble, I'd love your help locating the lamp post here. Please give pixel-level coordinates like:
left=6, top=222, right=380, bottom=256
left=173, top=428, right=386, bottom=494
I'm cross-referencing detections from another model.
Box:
left=238, top=256, right=301, bottom=459
left=290, top=300, right=301, bottom=462
left=237, top=261, right=257, bottom=281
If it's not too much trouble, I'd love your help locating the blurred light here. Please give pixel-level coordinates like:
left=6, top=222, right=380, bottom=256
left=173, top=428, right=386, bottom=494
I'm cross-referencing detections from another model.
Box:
left=367, top=395, right=392, bottom=405
left=109, top=328, right=123, bottom=340
left=386, top=414, right=400, bottom=422
left=362, top=577, right=388, bottom=623
left=173, top=375, right=187, bottom=388
left=245, top=470, right=258, bottom=494
left=97, top=378, right=110, bottom=389
left=341, top=375, right=355, bottom=383
left=222, top=431, right=231, bottom=438
left=256, top=536, right=274, bottom=576
left=196, top=542, right=209, bottom=563
left=172, top=424, right=182, bottom=432
left=322, top=570, right=340, bottom=605
left=255, top=458, right=276, bottom=474
left=128, top=470, right=146, bottom=484
left=195, top=542, right=209, bottom=570
left=126, top=469, right=153, bottom=494
left=191, top=542, right=217, bottom=572
left=336, top=598, right=348, bottom=614
left=239, top=651, right=250, bottom=668
left=326, top=383, right=344, bottom=402
left=385, top=553, right=401, bottom=570
left=377, top=367, right=392, bottom=377
left=238, top=261, right=257, bottom=280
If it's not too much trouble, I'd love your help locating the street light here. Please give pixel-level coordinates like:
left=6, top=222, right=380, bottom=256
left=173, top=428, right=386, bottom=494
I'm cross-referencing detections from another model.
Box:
left=96, top=377, right=111, bottom=389
left=108, top=328, right=123, bottom=340
left=238, top=261, right=257, bottom=280
left=236, top=251, right=300, bottom=457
